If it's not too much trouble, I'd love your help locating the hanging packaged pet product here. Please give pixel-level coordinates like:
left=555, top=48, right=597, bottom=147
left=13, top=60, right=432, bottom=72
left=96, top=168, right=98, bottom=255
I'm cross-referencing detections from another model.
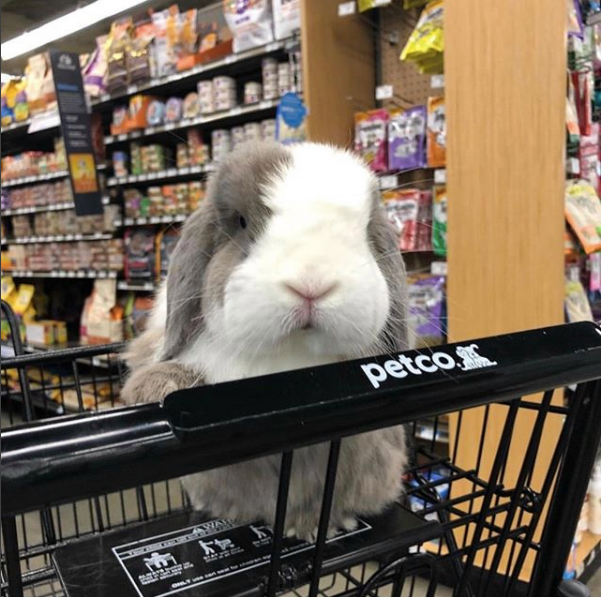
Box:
left=388, top=106, right=427, bottom=171
left=432, top=184, right=447, bottom=256
left=400, top=0, right=444, bottom=74
left=275, top=92, right=307, bottom=144
left=427, top=96, right=446, bottom=168
left=355, top=109, right=389, bottom=173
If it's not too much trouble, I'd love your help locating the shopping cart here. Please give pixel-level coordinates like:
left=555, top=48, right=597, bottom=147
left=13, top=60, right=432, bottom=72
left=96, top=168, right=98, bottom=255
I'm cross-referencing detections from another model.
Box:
left=2, top=298, right=601, bottom=597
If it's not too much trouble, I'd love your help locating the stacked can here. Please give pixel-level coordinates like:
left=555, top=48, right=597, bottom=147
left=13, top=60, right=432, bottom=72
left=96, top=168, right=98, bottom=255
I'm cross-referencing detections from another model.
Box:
left=262, top=58, right=279, bottom=100
left=261, top=119, right=277, bottom=141
left=244, top=122, right=262, bottom=143
left=278, top=62, right=292, bottom=97
left=197, top=81, right=214, bottom=115
left=211, top=129, right=232, bottom=162
left=244, top=82, right=263, bottom=105
left=213, top=76, right=237, bottom=112
left=231, top=126, right=246, bottom=150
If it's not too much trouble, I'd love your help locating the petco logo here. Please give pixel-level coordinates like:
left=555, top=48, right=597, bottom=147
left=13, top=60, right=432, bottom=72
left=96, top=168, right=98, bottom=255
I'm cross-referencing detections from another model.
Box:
left=361, top=344, right=498, bottom=389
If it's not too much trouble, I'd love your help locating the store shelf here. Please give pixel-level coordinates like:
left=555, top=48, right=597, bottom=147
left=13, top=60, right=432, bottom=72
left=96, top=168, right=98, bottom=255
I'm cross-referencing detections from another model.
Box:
left=117, top=281, right=156, bottom=292
left=114, top=214, right=188, bottom=227
left=1, top=170, right=69, bottom=188
left=1, top=164, right=106, bottom=189
left=92, top=37, right=297, bottom=107
left=9, top=270, right=118, bottom=279
left=104, top=99, right=279, bottom=145
left=107, top=164, right=213, bottom=187
left=6, top=232, right=114, bottom=245
left=0, top=110, right=61, bottom=137
left=2, top=196, right=110, bottom=217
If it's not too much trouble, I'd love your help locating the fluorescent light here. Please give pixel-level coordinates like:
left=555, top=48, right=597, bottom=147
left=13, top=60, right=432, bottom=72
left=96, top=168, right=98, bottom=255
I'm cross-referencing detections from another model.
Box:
left=1, top=0, right=151, bottom=61
left=1, top=73, right=14, bottom=83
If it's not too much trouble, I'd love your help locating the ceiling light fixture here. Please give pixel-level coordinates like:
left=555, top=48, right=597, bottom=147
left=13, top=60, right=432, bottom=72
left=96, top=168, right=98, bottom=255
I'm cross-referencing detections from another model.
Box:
left=1, top=0, right=151, bottom=61
left=1, top=73, right=15, bottom=83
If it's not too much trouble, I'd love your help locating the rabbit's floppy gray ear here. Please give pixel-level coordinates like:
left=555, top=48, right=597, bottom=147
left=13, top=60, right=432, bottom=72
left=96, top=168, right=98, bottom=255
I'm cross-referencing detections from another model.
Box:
left=368, top=187, right=410, bottom=352
left=161, top=200, right=218, bottom=360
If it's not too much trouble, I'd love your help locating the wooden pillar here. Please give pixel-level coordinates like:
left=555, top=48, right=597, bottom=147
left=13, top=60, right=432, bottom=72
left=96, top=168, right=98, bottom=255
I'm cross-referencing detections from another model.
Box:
left=444, top=0, right=568, bottom=579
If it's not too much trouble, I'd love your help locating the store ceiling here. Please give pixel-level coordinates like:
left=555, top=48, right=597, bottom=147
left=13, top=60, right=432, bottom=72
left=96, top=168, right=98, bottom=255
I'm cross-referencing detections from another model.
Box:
left=1, top=0, right=217, bottom=75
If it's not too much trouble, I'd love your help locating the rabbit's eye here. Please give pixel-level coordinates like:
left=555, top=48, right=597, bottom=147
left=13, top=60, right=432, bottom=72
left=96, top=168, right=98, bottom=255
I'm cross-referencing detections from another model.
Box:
left=238, top=215, right=247, bottom=229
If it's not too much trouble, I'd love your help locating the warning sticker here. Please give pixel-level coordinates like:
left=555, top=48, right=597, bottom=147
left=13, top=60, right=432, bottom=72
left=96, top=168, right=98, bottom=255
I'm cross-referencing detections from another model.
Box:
left=112, top=518, right=371, bottom=597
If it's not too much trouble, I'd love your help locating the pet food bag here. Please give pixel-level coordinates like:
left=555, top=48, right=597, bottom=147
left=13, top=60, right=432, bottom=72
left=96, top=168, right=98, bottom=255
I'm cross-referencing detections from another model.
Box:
left=272, top=0, right=301, bottom=40
left=223, top=0, right=274, bottom=53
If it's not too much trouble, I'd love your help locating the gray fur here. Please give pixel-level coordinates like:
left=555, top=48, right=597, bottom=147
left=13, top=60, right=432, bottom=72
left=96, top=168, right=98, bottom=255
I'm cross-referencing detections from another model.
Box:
left=122, top=142, right=410, bottom=539
left=121, top=361, right=198, bottom=405
left=162, top=142, right=292, bottom=360
left=368, top=182, right=410, bottom=351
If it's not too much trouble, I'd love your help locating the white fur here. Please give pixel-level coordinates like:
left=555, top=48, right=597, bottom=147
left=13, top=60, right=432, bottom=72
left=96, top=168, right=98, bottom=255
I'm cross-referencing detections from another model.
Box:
left=145, top=145, right=390, bottom=384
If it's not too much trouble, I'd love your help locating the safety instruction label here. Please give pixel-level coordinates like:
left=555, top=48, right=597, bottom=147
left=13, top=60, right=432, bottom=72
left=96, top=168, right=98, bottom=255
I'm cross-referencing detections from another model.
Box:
left=113, top=518, right=371, bottom=597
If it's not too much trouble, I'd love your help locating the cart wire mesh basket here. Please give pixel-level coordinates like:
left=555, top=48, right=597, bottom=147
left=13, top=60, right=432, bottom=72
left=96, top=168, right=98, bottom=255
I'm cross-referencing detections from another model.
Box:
left=2, top=299, right=601, bottom=597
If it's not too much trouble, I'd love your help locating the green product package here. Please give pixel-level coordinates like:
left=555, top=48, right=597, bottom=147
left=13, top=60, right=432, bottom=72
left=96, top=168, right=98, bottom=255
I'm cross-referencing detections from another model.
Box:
left=432, top=184, right=447, bottom=256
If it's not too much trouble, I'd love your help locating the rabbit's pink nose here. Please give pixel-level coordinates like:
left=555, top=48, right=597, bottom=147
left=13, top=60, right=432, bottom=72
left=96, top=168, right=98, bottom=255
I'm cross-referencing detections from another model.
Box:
left=284, top=282, right=337, bottom=303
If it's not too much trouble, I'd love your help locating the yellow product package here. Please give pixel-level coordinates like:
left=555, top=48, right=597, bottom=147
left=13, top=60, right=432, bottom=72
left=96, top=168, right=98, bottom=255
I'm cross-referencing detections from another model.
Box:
left=400, top=0, right=444, bottom=74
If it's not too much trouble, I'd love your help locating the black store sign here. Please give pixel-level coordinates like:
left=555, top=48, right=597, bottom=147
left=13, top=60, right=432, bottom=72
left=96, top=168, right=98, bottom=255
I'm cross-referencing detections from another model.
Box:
left=50, top=50, right=103, bottom=215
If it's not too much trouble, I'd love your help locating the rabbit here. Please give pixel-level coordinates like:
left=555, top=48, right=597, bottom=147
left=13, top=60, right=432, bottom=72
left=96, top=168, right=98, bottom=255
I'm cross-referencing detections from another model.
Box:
left=121, top=141, right=410, bottom=540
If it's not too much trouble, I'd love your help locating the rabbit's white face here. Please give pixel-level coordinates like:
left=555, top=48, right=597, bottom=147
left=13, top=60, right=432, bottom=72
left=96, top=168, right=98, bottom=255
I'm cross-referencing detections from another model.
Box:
left=164, top=142, right=407, bottom=383
left=203, top=145, right=390, bottom=364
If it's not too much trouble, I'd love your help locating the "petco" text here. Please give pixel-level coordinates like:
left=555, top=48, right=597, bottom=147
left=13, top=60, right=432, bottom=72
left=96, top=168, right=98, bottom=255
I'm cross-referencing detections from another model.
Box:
left=360, top=344, right=497, bottom=389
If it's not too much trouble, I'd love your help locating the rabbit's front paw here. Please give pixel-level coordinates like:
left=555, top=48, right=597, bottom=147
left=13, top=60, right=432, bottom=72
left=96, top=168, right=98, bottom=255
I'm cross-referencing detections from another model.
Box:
left=121, top=361, right=198, bottom=405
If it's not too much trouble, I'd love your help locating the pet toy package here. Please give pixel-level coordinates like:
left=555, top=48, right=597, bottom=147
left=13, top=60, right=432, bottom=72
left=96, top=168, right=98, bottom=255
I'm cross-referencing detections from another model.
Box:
left=223, top=0, right=274, bottom=53
left=355, top=109, right=389, bottom=173
left=427, top=96, right=446, bottom=167
left=388, top=106, right=427, bottom=171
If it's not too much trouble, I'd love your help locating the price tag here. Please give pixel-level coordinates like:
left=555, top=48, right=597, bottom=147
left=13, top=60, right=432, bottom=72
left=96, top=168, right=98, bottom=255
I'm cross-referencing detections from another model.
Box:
left=146, top=126, right=156, bottom=135
left=105, top=135, right=114, bottom=144
left=108, top=178, right=117, bottom=186
left=131, top=131, right=142, bottom=138
left=127, top=84, right=138, bottom=94
left=180, top=167, right=191, bottom=175
left=374, top=0, right=392, bottom=5
left=77, top=271, right=85, bottom=278
left=167, top=168, right=177, bottom=177
left=124, top=218, right=134, bottom=226
left=148, top=172, right=158, bottom=180
left=431, top=74, right=445, bottom=89
left=164, top=122, right=176, bottom=131
left=67, top=271, right=76, bottom=278
left=74, top=234, right=82, bottom=240
left=138, top=217, right=148, bottom=225
left=99, top=271, right=107, bottom=278
left=65, top=234, right=74, bottom=241
left=191, top=165, right=202, bottom=174
left=375, top=85, right=394, bottom=100
left=434, top=169, right=447, bottom=184
left=225, top=55, right=235, bottom=64
left=379, top=175, right=397, bottom=190
left=259, top=100, right=271, bottom=110
left=139, top=174, right=148, bottom=181
left=117, top=134, right=128, bottom=141
left=231, top=106, right=243, bottom=116
left=431, top=261, right=448, bottom=276
left=338, top=1, right=356, bottom=16
left=150, top=217, right=161, bottom=224
left=161, top=216, right=171, bottom=223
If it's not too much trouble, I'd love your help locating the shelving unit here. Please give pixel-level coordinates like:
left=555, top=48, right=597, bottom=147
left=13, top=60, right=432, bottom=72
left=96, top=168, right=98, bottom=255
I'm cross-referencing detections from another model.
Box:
left=107, top=164, right=212, bottom=187
left=9, top=270, right=118, bottom=279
